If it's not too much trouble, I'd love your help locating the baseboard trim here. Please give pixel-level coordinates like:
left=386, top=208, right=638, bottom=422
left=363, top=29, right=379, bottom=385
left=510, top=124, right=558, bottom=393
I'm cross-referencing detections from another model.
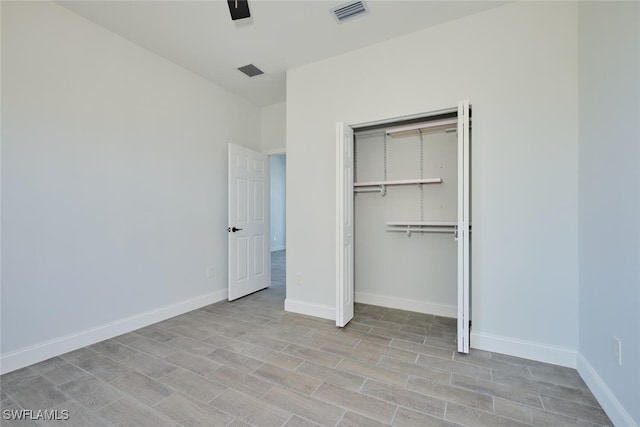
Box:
left=355, top=292, right=456, bottom=318
left=284, top=299, right=335, bottom=321
left=0, top=289, right=228, bottom=375
left=577, top=353, right=638, bottom=427
left=470, top=331, right=577, bottom=368
left=270, top=245, right=286, bottom=252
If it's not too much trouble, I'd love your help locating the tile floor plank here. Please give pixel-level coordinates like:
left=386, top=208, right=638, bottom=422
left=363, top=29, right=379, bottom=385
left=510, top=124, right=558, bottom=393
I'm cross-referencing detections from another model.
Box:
left=109, top=371, right=173, bottom=406
left=295, top=361, right=366, bottom=390
left=4, top=376, right=69, bottom=410
left=209, top=389, right=292, bottom=427
left=360, top=378, right=446, bottom=418
left=99, top=396, right=175, bottom=427
left=154, top=393, right=234, bottom=427
left=254, top=363, right=322, bottom=395
left=206, top=365, right=275, bottom=398
left=58, top=375, right=122, bottom=409
left=263, top=386, right=345, bottom=426
left=445, top=402, right=534, bottom=427
left=312, top=382, right=397, bottom=424
left=156, top=368, right=226, bottom=403
left=406, top=375, right=494, bottom=412
left=393, top=406, right=462, bottom=427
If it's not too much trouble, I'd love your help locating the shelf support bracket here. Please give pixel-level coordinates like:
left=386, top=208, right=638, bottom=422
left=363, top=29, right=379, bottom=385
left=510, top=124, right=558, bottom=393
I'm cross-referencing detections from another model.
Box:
left=380, top=185, right=386, bottom=197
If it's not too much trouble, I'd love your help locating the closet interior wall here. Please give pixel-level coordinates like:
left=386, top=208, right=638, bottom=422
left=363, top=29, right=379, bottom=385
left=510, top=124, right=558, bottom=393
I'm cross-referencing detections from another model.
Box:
left=354, top=125, right=459, bottom=316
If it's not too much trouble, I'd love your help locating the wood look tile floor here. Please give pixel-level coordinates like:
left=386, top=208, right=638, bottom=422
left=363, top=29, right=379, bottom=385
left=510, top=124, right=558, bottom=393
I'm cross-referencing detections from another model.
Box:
left=1, top=251, right=612, bottom=426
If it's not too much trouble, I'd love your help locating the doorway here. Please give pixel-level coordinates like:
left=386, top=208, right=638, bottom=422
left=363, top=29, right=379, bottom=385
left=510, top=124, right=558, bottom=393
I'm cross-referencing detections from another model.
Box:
left=270, top=154, right=286, bottom=291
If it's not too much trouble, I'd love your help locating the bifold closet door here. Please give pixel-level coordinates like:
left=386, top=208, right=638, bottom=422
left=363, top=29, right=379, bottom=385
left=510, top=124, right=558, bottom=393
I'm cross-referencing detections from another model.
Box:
left=336, top=122, right=355, bottom=327
left=457, top=100, right=471, bottom=353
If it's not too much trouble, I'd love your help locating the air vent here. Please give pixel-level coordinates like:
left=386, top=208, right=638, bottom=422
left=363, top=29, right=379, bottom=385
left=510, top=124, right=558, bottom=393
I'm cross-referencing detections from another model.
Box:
left=331, top=0, right=369, bottom=23
left=237, top=64, right=264, bottom=78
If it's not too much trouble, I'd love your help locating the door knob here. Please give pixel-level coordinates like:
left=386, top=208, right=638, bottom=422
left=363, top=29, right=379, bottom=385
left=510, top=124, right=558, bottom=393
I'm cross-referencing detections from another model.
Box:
left=228, top=227, right=243, bottom=232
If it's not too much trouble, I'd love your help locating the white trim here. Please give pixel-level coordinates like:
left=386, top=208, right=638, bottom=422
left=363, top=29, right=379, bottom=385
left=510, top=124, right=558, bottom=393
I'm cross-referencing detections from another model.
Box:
left=577, top=353, right=638, bottom=427
left=264, top=147, right=286, bottom=156
left=386, top=118, right=458, bottom=135
left=355, top=292, right=456, bottom=319
left=470, top=331, right=577, bottom=368
left=284, top=299, right=335, bottom=321
left=0, top=289, right=227, bottom=375
left=270, top=245, right=286, bottom=252
left=351, top=107, right=458, bottom=129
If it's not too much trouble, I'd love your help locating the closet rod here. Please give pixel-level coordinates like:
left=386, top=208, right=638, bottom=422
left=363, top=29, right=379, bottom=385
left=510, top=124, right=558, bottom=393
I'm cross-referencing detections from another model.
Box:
left=386, top=226, right=457, bottom=238
left=386, top=221, right=456, bottom=227
left=387, top=227, right=455, bottom=233
left=354, top=178, right=442, bottom=187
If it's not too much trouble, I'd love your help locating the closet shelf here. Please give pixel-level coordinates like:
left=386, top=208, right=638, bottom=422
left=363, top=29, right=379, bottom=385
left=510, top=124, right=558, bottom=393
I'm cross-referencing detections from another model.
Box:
left=386, top=221, right=471, bottom=237
left=353, top=178, right=442, bottom=187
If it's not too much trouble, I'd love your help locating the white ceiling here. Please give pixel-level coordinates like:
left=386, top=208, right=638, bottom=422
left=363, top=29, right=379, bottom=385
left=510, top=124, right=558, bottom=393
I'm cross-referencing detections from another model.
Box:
left=57, top=0, right=508, bottom=107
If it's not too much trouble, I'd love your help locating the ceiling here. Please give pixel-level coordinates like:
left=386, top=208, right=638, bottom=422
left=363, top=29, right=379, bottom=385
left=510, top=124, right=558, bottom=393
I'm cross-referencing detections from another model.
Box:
left=57, top=0, right=508, bottom=107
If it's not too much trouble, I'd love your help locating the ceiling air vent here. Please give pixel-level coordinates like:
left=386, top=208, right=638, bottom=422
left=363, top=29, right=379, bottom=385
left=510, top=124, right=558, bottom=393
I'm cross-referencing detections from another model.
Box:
left=237, top=64, right=264, bottom=78
left=331, top=0, right=369, bottom=24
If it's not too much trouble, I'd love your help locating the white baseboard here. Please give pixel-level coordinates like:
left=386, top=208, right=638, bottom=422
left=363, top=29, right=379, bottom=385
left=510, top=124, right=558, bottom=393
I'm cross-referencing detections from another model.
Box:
left=470, top=331, right=577, bottom=368
left=577, top=353, right=638, bottom=427
left=270, top=245, right=286, bottom=252
left=355, top=292, right=456, bottom=318
left=0, top=289, right=228, bottom=375
left=284, top=299, right=335, bottom=321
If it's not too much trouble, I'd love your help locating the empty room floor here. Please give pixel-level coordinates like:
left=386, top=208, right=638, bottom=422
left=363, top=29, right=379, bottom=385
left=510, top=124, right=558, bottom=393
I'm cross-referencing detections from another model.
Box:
left=0, top=251, right=612, bottom=426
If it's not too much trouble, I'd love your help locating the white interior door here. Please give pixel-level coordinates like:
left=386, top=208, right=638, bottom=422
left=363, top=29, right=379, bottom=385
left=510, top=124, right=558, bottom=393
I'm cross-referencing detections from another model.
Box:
left=336, top=122, right=354, bottom=327
left=457, top=100, right=471, bottom=353
left=228, top=143, right=270, bottom=301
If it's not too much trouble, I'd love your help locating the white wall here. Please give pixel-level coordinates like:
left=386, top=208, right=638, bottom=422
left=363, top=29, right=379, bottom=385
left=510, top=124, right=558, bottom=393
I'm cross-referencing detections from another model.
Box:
left=578, top=2, right=640, bottom=426
left=270, top=155, right=286, bottom=252
left=354, top=129, right=458, bottom=316
left=286, top=1, right=579, bottom=365
left=260, top=102, right=286, bottom=153
left=1, top=1, right=260, bottom=372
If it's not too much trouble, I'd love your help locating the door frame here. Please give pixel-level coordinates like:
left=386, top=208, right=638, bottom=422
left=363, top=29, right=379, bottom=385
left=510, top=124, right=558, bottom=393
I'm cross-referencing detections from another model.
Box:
left=267, top=151, right=287, bottom=254
left=335, top=102, right=471, bottom=353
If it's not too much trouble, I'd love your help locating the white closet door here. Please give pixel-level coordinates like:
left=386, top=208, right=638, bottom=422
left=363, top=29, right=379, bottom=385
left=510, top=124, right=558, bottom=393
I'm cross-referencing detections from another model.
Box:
left=336, top=122, right=354, bottom=327
left=457, top=100, right=471, bottom=353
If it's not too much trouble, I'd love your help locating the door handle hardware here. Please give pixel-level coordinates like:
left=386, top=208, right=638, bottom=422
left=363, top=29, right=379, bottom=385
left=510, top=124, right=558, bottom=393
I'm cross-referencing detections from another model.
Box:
left=228, top=227, right=243, bottom=233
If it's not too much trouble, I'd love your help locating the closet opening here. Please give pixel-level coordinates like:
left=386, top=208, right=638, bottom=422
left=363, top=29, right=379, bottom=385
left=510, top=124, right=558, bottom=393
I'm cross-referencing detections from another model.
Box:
left=336, top=101, right=471, bottom=352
